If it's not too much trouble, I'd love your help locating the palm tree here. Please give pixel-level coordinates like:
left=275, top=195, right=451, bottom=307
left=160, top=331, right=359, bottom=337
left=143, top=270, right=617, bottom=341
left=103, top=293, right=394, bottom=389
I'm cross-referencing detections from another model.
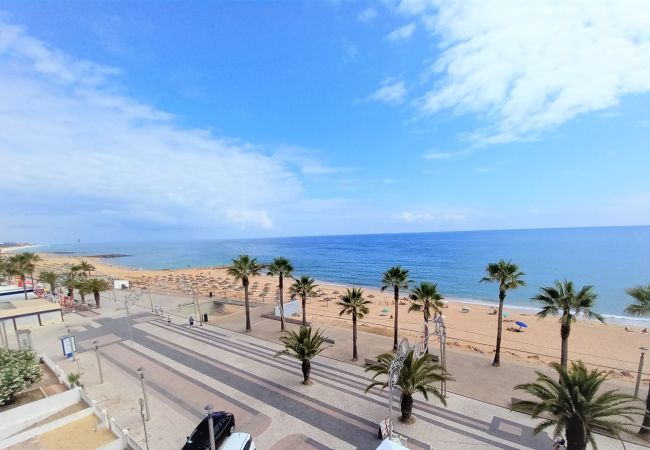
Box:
left=289, top=275, right=318, bottom=327
left=77, top=260, right=95, bottom=277
left=338, top=287, right=371, bottom=361
left=275, top=326, right=329, bottom=385
left=79, top=278, right=112, bottom=308
left=227, top=255, right=263, bottom=332
left=409, top=282, right=446, bottom=354
left=6, top=253, right=36, bottom=299
left=267, top=257, right=294, bottom=331
left=61, top=271, right=78, bottom=302
left=533, top=280, right=603, bottom=369
left=513, top=362, right=640, bottom=449
left=38, top=271, right=59, bottom=295
left=381, top=266, right=411, bottom=351
left=480, top=260, right=525, bottom=367
left=365, top=350, right=451, bottom=423
left=624, top=283, right=650, bottom=435
left=22, top=252, right=41, bottom=286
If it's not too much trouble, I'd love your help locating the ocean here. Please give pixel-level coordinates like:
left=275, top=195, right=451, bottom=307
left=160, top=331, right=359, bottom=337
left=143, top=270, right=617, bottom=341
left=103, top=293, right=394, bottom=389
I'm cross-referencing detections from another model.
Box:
left=37, top=226, right=650, bottom=319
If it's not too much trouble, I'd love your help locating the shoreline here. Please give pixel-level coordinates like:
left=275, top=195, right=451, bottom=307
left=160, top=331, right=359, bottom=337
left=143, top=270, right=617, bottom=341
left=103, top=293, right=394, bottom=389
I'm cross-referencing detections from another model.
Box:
left=32, top=251, right=650, bottom=381
left=35, top=250, right=650, bottom=325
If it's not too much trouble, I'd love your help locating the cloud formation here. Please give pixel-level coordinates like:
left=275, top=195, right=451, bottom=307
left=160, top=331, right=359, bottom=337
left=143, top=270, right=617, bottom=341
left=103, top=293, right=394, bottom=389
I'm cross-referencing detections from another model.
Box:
left=357, top=7, right=378, bottom=23
left=0, top=19, right=302, bottom=239
left=369, top=78, right=407, bottom=104
left=384, top=22, right=416, bottom=42
left=399, top=0, right=650, bottom=142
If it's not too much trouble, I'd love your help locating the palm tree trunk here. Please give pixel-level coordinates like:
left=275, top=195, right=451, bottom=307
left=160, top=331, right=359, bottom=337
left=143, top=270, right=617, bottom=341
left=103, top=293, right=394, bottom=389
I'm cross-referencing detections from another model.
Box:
left=21, top=275, right=27, bottom=299
left=301, top=358, right=311, bottom=384
left=352, top=313, right=358, bottom=361
left=566, top=418, right=587, bottom=449
left=244, top=281, right=251, bottom=332
left=302, top=295, right=307, bottom=327
left=493, top=292, right=506, bottom=367
left=393, top=286, right=399, bottom=351
left=400, top=393, right=414, bottom=422
left=50, top=283, right=56, bottom=295
left=640, top=387, right=650, bottom=435
left=94, top=292, right=101, bottom=308
left=560, top=324, right=570, bottom=369
left=80, top=291, right=86, bottom=304
left=279, top=274, right=285, bottom=331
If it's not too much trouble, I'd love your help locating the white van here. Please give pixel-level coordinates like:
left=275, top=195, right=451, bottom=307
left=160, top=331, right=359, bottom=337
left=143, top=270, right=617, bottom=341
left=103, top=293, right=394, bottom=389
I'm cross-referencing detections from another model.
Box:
left=219, top=432, right=255, bottom=450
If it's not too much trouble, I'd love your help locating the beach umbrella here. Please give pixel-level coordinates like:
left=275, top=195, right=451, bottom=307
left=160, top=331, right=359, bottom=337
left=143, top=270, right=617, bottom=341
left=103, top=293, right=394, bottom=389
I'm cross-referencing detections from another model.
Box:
left=515, top=321, right=528, bottom=330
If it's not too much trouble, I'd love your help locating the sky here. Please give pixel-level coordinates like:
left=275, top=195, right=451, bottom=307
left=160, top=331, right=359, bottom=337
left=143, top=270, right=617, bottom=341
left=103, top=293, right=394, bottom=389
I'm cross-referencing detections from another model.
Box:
left=0, top=0, right=649, bottom=243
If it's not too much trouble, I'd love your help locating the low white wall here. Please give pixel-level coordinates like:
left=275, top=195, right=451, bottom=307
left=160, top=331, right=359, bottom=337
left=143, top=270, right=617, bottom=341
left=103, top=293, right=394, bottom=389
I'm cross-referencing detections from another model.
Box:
left=14, top=314, right=39, bottom=329
left=0, top=407, right=92, bottom=448
left=0, top=387, right=82, bottom=440
left=274, top=299, right=299, bottom=317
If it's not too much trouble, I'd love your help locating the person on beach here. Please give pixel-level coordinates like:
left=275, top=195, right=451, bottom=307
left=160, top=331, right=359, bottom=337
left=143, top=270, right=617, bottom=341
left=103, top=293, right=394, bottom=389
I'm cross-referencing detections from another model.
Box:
left=189, top=316, right=194, bottom=327
left=209, top=291, right=213, bottom=298
left=167, top=314, right=172, bottom=325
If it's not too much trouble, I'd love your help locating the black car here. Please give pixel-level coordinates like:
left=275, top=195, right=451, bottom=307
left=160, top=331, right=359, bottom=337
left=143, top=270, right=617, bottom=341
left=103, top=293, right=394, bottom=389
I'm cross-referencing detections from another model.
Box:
left=182, top=411, right=235, bottom=450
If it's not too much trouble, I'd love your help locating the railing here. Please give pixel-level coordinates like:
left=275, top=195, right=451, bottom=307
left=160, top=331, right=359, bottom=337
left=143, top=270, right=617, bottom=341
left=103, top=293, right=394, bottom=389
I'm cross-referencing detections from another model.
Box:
left=41, top=353, right=145, bottom=450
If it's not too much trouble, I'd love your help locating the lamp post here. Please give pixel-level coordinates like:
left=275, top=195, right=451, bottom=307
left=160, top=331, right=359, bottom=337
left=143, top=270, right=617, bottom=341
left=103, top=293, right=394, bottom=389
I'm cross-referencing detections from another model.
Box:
left=93, top=340, right=104, bottom=384
left=205, top=404, right=216, bottom=450
left=137, top=367, right=150, bottom=421
left=635, top=346, right=648, bottom=399
left=139, top=398, right=150, bottom=450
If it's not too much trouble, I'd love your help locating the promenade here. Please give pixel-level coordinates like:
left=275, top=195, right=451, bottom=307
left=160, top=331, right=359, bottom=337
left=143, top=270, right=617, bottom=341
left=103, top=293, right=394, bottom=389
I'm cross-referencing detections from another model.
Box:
left=19, top=290, right=650, bottom=449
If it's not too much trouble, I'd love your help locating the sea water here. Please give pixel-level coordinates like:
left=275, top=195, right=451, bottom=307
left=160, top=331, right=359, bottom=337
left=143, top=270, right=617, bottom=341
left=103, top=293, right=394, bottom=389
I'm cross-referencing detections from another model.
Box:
left=38, top=226, right=650, bottom=318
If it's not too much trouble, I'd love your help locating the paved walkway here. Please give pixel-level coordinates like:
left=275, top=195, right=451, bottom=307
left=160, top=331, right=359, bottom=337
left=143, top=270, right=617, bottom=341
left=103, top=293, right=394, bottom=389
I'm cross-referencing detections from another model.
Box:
left=15, top=290, right=650, bottom=449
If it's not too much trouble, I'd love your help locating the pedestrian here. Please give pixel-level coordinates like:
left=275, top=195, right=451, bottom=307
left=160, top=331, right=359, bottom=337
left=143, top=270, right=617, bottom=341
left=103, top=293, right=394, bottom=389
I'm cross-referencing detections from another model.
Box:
left=189, top=316, right=194, bottom=327
left=553, top=437, right=566, bottom=449
left=167, top=314, right=172, bottom=325
left=209, top=291, right=213, bottom=298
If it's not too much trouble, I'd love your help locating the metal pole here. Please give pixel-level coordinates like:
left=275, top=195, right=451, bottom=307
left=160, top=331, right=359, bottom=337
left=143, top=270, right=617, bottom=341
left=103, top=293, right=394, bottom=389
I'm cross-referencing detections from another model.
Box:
left=635, top=347, right=647, bottom=399
left=139, top=398, right=150, bottom=450
left=1, top=321, right=7, bottom=348
left=93, top=341, right=104, bottom=384
left=137, top=367, right=150, bottom=421
left=125, top=294, right=133, bottom=345
left=205, top=404, right=216, bottom=450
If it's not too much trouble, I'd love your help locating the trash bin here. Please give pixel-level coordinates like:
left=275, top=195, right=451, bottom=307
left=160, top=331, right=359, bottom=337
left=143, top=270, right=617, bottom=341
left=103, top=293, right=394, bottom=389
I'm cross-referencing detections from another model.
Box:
left=203, top=313, right=208, bottom=323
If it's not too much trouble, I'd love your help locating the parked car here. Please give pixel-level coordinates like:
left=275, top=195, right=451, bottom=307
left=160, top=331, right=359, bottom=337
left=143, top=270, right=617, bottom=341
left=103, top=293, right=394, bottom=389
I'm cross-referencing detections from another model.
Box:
left=220, top=432, right=255, bottom=450
left=182, top=411, right=235, bottom=450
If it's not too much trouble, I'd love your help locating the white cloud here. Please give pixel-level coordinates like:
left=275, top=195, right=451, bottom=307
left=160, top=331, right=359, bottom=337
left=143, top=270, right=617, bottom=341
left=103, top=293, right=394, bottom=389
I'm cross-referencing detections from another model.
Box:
left=384, top=22, right=416, bottom=42
left=409, top=0, right=650, bottom=143
left=358, top=7, right=378, bottom=23
left=369, top=78, right=407, bottom=104
left=423, top=151, right=454, bottom=160
left=0, top=19, right=301, bottom=238
left=394, top=211, right=465, bottom=223
left=225, top=210, right=274, bottom=229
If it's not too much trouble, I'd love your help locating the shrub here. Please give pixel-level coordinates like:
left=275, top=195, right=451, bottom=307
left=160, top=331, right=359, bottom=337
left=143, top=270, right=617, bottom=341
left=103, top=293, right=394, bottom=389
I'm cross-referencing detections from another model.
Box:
left=0, top=348, right=42, bottom=405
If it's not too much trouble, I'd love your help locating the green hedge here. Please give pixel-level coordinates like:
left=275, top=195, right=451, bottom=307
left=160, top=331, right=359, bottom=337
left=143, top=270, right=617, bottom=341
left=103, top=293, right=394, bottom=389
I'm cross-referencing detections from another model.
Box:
left=0, top=349, right=42, bottom=406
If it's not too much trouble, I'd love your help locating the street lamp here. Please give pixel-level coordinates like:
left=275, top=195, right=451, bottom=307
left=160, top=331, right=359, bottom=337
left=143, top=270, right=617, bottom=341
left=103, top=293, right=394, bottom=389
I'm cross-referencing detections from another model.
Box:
left=93, top=340, right=104, bottom=384
left=635, top=346, right=648, bottom=399
left=139, top=398, right=150, bottom=450
left=137, top=367, right=150, bottom=421
left=205, top=404, right=216, bottom=450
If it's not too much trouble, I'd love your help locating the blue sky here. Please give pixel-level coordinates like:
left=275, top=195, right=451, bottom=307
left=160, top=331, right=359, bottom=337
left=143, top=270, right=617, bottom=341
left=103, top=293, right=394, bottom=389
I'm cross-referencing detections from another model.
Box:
left=1, top=0, right=649, bottom=243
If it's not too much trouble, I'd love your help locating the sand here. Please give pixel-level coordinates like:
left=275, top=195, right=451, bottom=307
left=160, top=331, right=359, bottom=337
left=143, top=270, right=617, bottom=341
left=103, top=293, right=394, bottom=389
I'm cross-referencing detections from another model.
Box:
left=34, top=253, right=650, bottom=382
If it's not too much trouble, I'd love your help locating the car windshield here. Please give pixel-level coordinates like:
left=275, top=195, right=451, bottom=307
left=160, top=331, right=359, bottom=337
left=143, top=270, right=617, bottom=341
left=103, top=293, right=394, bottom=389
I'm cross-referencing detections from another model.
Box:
left=188, top=419, right=209, bottom=443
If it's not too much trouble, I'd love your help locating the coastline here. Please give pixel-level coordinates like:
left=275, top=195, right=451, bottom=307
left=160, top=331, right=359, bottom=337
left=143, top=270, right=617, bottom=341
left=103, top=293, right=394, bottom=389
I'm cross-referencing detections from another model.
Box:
left=33, top=251, right=650, bottom=383
left=0, top=244, right=43, bottom=254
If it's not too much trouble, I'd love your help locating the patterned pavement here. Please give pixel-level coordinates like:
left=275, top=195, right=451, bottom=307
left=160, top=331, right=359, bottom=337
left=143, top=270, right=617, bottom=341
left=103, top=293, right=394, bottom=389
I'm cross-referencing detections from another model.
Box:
left=62, top=311, right=569, bottom=450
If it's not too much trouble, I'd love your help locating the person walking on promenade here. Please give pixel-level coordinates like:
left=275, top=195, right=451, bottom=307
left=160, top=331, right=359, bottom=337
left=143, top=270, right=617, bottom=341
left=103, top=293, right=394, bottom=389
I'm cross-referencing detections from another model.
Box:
left=167, top=314, right=172, bottom=325
left=189, top=316, right=194, bottom=327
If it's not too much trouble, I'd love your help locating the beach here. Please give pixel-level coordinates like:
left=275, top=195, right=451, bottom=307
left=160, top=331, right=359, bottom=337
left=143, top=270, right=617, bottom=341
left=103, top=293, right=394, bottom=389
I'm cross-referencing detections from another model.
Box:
left=33, top=252, right=650, bottom=383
